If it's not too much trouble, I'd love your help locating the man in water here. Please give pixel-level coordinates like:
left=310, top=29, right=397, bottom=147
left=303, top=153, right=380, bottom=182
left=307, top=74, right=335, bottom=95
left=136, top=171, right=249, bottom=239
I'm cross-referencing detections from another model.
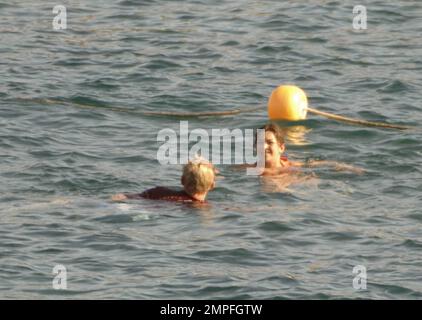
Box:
left=111, top=158, right=216, bottom=203
left=257, top=123, right=364, bottom=175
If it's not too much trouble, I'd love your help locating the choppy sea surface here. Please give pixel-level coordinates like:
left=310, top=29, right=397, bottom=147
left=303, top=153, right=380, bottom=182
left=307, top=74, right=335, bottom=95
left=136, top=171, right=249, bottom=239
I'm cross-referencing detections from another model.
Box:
left=1, top=0, right=421, bottom=299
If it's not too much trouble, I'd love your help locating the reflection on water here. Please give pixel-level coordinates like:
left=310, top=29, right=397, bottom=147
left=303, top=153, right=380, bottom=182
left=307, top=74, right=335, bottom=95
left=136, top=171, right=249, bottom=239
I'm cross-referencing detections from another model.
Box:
left=260, top=172, right=319, bottom=193
left=282, top=125, right=313, bottom=146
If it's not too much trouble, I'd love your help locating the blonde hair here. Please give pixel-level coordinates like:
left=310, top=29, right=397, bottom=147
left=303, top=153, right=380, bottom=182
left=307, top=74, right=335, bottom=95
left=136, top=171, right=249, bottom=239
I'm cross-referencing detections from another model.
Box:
left=182, top=158, right=216, bottom=196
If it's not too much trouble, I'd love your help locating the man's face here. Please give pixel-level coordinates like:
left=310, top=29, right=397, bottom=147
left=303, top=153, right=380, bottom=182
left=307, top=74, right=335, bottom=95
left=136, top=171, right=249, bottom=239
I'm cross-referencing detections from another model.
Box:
left=264, top=131, right=284, bottom=168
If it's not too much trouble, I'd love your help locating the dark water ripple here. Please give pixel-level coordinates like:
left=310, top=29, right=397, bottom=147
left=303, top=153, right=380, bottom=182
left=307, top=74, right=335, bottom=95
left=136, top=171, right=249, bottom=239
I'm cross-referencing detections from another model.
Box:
left=1, top=0, right=422, bottom=299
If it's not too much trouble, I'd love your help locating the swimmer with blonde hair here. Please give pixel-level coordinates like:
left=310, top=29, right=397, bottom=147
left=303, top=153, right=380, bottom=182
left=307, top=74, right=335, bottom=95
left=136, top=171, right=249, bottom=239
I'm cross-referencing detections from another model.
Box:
left=112, top=157, right=216, bottom=202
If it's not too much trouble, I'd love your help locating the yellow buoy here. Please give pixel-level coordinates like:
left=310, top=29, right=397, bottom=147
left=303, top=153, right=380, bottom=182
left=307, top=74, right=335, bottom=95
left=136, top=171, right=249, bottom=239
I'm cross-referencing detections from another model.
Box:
left=268, top=85, right=308, bottom=121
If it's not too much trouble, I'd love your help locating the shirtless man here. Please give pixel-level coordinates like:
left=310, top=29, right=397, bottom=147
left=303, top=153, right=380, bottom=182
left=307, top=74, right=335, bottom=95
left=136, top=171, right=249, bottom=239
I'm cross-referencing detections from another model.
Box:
left=259, top=123, right=364, bottom=175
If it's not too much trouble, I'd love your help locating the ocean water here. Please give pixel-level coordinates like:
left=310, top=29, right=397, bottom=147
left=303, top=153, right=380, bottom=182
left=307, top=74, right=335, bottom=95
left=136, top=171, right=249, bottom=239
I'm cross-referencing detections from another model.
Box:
left=1, top=0, right=421, bottom=299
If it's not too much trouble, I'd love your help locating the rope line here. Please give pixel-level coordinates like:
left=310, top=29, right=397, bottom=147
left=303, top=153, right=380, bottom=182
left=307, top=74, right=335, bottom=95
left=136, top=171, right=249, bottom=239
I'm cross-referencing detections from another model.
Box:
left=307, top=107, right=410, bottom=130
left=40, top=98, right=413, bottom=130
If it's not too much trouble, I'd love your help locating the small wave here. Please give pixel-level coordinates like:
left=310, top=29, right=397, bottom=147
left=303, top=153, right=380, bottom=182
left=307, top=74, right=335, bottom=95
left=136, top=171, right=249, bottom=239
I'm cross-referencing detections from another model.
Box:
left=322, top=231, right=361, bottom=241
left=399, top=239, right=422, bottom=249
left=370, top=282, right=421, bottom=298
left=141, top=59, right=183, bottom=70
left=378, top=79, right=414, bottom=94
left=79, top=78, right=120, bottom=90
left=258, top=221, right=297, bottom=233
left=195, top=247, right=266, bottom=265
left=118, top=0, right=156, bottom=6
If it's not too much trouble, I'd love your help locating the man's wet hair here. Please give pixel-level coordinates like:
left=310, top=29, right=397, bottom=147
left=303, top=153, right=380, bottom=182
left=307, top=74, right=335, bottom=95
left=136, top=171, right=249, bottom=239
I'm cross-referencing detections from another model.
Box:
left=255, top=123, right=285, bottom=146
left=182, top=157, right=215, bottom=196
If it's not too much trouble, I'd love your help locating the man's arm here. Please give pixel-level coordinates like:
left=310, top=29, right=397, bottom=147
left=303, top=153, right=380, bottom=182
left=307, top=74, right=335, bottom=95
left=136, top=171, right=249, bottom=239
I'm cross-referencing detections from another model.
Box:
left=111, top=193, right=128, bottom=201
left=305, top=160, right=365, bottom=174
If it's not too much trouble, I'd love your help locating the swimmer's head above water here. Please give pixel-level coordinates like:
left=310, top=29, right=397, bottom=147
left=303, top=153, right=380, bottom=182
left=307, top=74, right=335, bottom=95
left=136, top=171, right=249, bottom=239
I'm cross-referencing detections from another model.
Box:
left=112, top=156, right=216, bottom=202
left=181, top=157, right=216, bottom=200
left=258, top=123, right=288, bottom=169
left=254, top=123, right=364, bottom=175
